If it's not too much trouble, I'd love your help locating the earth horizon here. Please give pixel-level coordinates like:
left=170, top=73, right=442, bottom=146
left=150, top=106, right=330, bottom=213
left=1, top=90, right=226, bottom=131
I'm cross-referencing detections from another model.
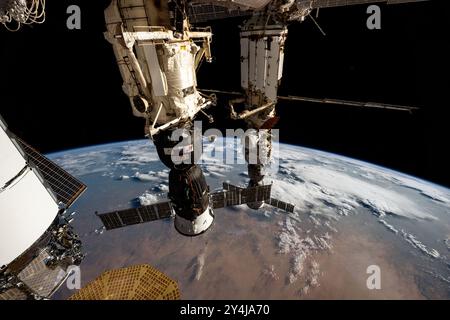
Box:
left=48, top=137, right=450, bottom=299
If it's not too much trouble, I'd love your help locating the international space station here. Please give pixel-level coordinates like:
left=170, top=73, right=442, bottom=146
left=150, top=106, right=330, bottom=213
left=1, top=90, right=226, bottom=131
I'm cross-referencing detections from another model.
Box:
left=96, top=0, right=422, bottom=236
left=1, top=0, right=426, bottom=299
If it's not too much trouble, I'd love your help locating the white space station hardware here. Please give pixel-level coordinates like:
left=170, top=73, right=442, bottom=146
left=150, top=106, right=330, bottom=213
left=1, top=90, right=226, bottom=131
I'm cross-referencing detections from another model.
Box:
left=98, top=0, right=424, bottom=235
left=187, top=0, right=425, bottom=200
left=0, top=115, right=86, bottom=300
left=0, top=121, right=58, bottom=268
left=104, top=0, right=215, bottom=137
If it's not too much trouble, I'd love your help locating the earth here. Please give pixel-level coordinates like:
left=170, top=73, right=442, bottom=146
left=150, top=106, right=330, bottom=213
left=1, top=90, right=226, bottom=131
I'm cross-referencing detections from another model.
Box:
left=49, top=137, right=450, bottom=299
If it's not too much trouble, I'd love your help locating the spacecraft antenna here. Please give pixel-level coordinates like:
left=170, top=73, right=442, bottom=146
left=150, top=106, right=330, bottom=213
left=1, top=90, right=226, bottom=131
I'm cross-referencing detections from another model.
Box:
left=0, top=0, right=46, bottom=31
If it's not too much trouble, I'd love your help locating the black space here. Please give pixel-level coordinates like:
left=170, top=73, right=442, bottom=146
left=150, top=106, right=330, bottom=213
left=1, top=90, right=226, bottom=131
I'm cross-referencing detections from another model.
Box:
left=1, top=0, right=449, bottom=187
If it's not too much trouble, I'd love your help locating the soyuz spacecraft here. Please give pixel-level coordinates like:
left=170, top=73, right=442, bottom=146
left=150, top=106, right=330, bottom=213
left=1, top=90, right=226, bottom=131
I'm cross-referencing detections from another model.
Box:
left=0, top=0, right=427, bottom=300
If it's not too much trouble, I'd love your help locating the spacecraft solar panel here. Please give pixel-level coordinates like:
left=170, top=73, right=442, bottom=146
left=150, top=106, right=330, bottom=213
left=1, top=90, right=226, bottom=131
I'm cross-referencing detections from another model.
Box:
left=222, top=182, right=295, bottom=213
left=98, top=201, right=173, bottom=230
left=69, top=264, right=180, bottom=300
left=309, top=0, right=427, bottom=8
left=186, top=0, right=428, bottom=23
left=222, top=182, right=242, bottom=191
left=187, top=4, right=251, bottom=23
left=211, top=184, right=272, bottom=209
left=15, top=137, right=86, bottom=208
left=268, top=198, right=295, bottom=213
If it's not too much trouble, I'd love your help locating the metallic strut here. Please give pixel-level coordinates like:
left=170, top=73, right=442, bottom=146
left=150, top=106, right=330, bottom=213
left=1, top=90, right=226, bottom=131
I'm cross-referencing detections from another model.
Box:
left=199, top=89, right=420, bottom=113
left=277, top=95, right=420, bottom=112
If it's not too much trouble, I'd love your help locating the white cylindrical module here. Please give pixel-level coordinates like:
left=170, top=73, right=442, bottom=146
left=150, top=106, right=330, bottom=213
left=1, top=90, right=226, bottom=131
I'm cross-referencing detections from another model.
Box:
left=104, top=0, right=213, bottom=132
left=162, top=42, right=197, bottom=96
left=240, top=26, right=288, bottom=105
